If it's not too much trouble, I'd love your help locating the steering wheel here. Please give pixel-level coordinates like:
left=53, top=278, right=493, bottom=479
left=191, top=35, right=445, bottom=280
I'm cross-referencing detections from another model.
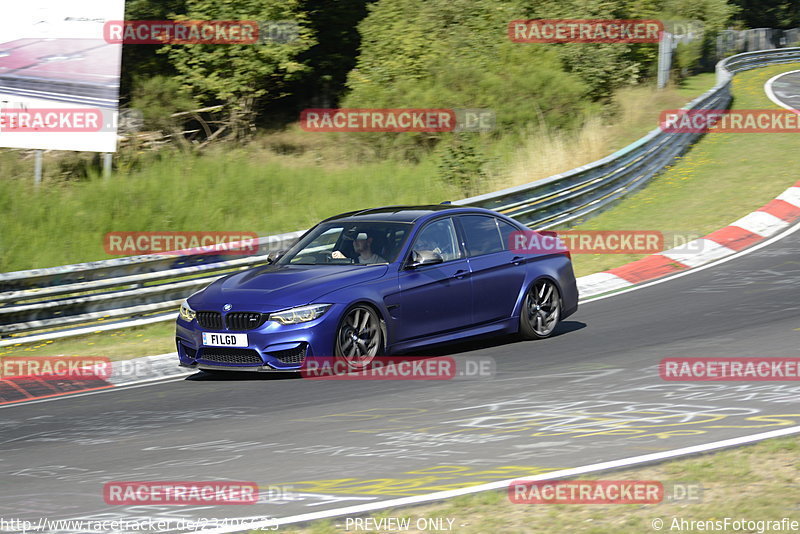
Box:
left=322, top=251, right=355, bottom=264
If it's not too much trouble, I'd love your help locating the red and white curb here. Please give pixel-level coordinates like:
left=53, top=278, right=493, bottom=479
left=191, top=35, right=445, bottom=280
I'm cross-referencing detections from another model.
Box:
left=0, top=352, right=189, bottom=407
left=577, top=180, right=800, bottom=298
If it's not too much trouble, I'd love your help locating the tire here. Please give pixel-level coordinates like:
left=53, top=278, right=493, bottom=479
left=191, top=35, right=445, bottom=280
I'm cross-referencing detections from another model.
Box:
left=334, top=304, right=383, bottom=369
left=518, top=278, right=561, bottom=340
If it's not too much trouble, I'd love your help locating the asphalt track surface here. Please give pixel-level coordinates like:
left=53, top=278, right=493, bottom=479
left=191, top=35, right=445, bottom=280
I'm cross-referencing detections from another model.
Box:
left=2, top=222, right=799, bottom=532
left=769, top=69, right=800, bottom=110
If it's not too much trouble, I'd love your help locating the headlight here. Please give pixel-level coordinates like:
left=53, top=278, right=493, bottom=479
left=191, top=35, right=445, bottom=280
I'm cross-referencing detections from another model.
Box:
left=179, top=301, right=196, bottom=321
left=269, top=304, right=332, bottom=325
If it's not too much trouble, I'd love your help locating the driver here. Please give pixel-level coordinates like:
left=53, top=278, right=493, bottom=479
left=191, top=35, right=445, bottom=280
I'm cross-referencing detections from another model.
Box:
left=332, top=232, right=386, bottom=264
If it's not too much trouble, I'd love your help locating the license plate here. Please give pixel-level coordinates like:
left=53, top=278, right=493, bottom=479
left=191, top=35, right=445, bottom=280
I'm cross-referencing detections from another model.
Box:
left=202, top=332, right=248, bottom=347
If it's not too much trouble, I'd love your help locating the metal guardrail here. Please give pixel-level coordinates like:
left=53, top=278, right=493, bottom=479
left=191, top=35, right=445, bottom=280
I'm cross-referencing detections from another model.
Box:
left=2, top=47, right=799, bottom=344
left=717, top=28, right=800, bottom=58
left=0, top=231, right=305, bottom=339
left=454, top=48, right=800, bottom=228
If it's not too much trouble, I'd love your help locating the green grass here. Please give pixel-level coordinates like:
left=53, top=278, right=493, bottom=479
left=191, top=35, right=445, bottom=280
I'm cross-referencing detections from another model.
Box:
left=267, top=435, right=800, bottom=533
left=0, top=153, right=454, bottom=272
left=609, top=73, right=719, bottom=148
left=676, top=72, right=717, bottom=99
left=0, top=322, right=177, bottom=361
left=487, top=75, right=718, bottom=191
left=566, top=62, right=800, bottom=277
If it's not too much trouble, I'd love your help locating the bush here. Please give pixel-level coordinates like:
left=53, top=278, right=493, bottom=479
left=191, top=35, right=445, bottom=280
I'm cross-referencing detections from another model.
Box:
left=436, top=134, right=491, bottom=197
left=341, top=0, right=595, bottom=158
left=129, top=75, right=198, bottom=135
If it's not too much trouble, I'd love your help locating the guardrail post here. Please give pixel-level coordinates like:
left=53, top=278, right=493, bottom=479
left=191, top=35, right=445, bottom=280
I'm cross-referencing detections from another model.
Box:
left=657, top=32, right=674, bottom=89
left=34, top=150, right=43, bottom=188
left=103, top=153, right=113, bottom=179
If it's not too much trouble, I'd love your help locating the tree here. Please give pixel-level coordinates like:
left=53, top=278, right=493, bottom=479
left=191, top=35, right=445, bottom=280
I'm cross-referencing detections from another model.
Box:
left=164, top=0, right=315, bottom=138
left=120, top=0, right=188, bottom=100
left=729, top=0, right=799, bottom=28
left=341, top=0, right=595, bottom=156
left=295, top=0, right=376, bottom=108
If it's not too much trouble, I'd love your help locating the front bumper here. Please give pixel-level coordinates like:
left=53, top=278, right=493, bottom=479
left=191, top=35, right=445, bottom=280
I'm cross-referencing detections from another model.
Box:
left=175, top=304, right=341, bottom=371
left=179, top=362, right=300, bottom=373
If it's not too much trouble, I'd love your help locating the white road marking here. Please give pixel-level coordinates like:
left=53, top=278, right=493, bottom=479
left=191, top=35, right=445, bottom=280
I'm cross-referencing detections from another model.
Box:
left=764, top=69, right=800, bottom=113
left=199, top=425, right=800, bottom=532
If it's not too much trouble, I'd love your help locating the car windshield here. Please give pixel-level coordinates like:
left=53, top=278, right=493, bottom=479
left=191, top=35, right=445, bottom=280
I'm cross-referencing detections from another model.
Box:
left=279, top=221, right=412, bottom=265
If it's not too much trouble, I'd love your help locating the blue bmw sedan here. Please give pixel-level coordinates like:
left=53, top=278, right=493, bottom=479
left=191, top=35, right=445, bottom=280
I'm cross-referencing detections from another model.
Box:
left=175, top=205, right=578, bottom=372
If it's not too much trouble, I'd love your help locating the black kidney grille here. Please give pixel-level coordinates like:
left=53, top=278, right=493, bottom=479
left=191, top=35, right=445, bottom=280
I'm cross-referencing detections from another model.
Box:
left=270, top=344, right=307, bottom=365
left=196, top=311, right=223, bottom=330
left=225, top=312, right=267, bottom=331
left=200, top=348, right=263, bottom=365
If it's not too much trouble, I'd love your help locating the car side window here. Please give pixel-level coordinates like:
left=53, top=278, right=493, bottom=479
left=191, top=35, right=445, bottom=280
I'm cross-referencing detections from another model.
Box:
left=460, top=215, right=504, bottom=256
left=411, top=218, right=462, bottom=262
left=496, top=219, right=521, bottom=251
left=289, top=228, right=342, bottom=264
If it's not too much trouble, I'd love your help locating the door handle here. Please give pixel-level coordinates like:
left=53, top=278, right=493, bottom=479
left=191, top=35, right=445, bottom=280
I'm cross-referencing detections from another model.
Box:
left=510, top=256, right=525, bottom=265
left=452, top=269, right=469, bottom=279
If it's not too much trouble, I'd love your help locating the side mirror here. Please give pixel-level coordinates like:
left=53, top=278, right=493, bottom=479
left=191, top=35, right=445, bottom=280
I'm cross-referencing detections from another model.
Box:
left=267, top=250, right=286, bottom=264
left=408, top=249, right=444, bottom=269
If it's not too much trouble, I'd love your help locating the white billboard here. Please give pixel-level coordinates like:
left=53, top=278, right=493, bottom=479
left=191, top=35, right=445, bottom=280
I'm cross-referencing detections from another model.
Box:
left=0, top=0, right=125, bottom=152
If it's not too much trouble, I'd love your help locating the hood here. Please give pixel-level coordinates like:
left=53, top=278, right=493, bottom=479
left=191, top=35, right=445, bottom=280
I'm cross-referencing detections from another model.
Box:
left=188, top=263, right=389, bottom=312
